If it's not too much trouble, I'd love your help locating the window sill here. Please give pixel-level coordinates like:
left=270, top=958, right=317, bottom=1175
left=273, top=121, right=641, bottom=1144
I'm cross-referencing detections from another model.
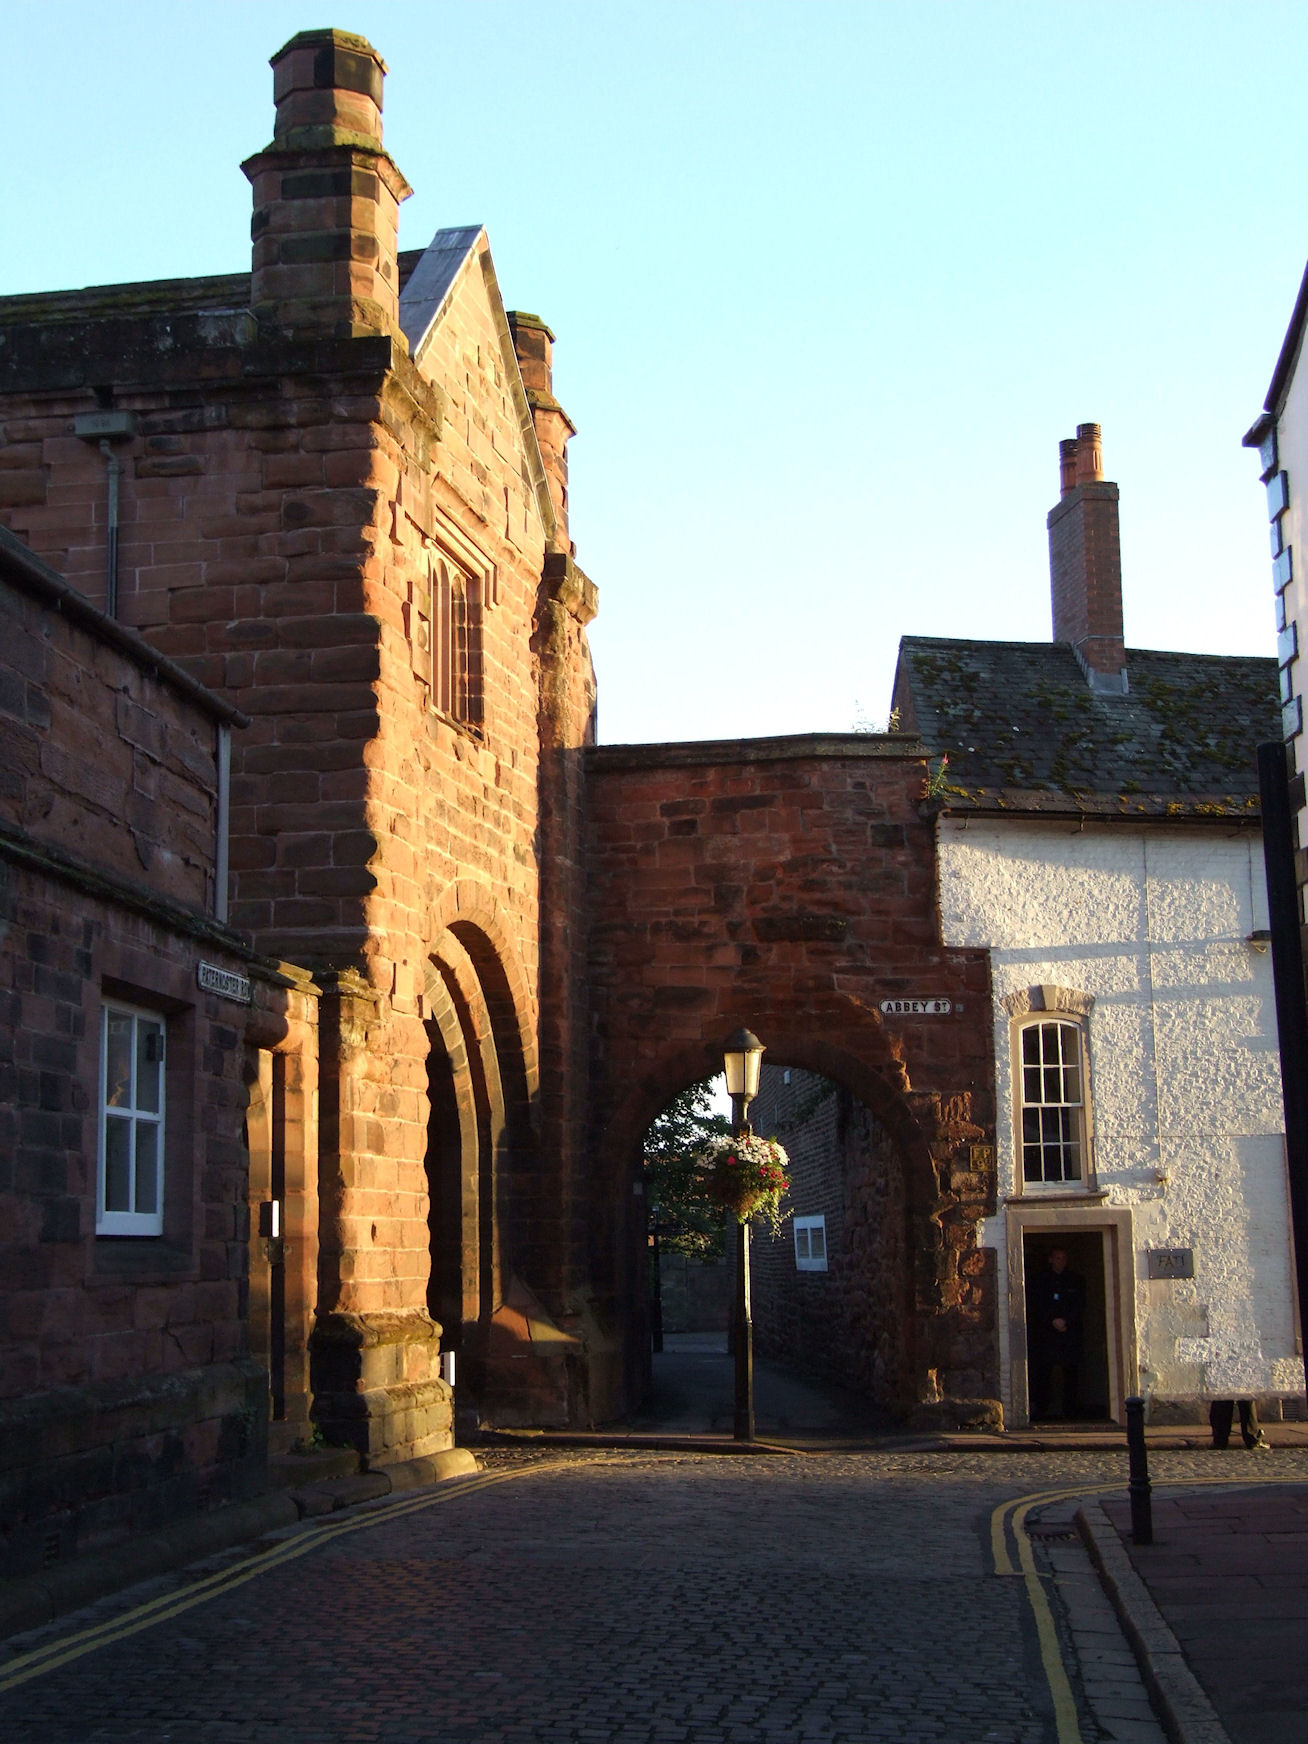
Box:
left=1005, top=1189, right=1108, bottom=1205
left=91, top=1237, right=197, bottom=1280
left=426, top=705, right=486, bottom=744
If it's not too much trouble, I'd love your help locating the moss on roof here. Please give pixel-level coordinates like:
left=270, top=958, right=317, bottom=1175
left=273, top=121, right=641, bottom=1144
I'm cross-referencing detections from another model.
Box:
left=897, top=636, right=1279, bottom=818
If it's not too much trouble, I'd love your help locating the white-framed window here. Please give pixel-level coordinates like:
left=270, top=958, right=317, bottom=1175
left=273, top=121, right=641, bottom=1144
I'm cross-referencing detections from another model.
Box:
left=794, top=1214, right=828, bottom=1272
left=1018, top=1019, right=1087, bottom=1186
left=97, top=1001, right=166, bottom=1235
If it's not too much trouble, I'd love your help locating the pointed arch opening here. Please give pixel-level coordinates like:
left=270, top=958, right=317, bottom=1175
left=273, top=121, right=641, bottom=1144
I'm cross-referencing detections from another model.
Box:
left=421, top=910, right=546, bottom=1424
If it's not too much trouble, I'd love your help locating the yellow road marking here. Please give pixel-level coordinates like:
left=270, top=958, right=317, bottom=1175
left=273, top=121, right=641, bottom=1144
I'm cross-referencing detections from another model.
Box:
left=989, top=1471, right=1302, bottom=1743
left=1012, top=1495, right=1084, bottom=1744
left=0, top=1461, right=584, bottom=1694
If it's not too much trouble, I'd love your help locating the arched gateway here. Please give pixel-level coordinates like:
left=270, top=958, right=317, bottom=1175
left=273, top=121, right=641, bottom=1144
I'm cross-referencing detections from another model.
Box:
left=583, top=733, right=1001, bottom=1427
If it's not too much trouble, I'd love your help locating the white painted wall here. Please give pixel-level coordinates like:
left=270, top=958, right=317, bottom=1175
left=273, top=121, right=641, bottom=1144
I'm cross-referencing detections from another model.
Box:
left=938, top=817, right=1303, bottom=1417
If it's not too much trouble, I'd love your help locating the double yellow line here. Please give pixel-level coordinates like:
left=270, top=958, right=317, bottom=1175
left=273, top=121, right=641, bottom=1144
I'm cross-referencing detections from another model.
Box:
left=989, top=1472, right=1297, bottom=1744
left=0, top=1462, right=570, bottom=1695
left=990, top=1480, right=1118, bottom=1744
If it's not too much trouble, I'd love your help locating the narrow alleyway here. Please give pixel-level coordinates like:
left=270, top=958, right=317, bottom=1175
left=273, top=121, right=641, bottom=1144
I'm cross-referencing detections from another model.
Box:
left=630, top=1334, right=891, bottom=1440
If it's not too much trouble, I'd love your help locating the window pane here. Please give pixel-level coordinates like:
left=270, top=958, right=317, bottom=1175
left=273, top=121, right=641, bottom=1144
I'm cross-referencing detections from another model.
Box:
left=1059, top=1110, right=1082, bottom=1179
left=811, top=1225, right=826, bottom=1260
left=135, top=1123, right=159, bottom=1213
left=1019, top=1021, right=1086, bottom=1182
left=795, top=1228, right=810, bottom=1259
left=105, top=1010, right=133, bottom=1108
left=105, top=1116, right=132, bottom=1211
left=136, top=1019, right=163, bottom=1113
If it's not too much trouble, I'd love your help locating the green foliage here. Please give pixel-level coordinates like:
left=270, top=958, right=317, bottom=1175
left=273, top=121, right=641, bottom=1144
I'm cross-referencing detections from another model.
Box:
left=643, top=1080, right=730, bottom=1259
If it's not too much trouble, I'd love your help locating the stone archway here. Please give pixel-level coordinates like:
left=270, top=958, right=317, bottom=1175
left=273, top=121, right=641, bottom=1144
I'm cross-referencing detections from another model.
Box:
left=583, top=736, right=1000, bottom=1428
left=597, top=1014, right=994, bottom=1425
left=422, top=905, right=578, bottom=1427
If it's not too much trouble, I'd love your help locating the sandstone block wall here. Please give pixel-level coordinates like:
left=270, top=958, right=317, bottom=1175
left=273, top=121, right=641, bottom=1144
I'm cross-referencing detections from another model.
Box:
left=0, top=532, right=224, bottom=911
left=0, top=550, right=315, bottom=1570
left=586, top=737, right=999, bottom=1422
left=750, top=1068, right=909, bottom=1411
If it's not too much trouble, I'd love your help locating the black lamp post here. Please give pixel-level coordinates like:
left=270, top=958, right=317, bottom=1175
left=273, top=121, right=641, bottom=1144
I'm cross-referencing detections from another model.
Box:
left=723, top=1027, right=765, bottom=1442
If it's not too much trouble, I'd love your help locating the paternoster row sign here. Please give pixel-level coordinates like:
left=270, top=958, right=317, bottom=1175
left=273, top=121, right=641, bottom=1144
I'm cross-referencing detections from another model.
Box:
left=198, top=961, right=252, bottom=1005
left=879, top=998, right=953, bottom=1016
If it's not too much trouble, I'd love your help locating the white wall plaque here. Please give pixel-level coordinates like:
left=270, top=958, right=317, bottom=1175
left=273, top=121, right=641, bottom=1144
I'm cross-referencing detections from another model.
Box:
left=879, top=997, right=952, bottom=1016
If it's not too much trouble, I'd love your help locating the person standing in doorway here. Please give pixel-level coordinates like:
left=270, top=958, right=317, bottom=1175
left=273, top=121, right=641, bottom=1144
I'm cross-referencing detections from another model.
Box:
left=1027, top=1246, right=1087, bottom=1420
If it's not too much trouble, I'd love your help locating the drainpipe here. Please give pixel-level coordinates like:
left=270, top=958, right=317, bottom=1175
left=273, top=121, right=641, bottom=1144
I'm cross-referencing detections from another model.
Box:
left=99, top=440, right=122, bottom=617
left=215, top=723, right=231, bottom=924
left=73, top=410, right=136, bottom=617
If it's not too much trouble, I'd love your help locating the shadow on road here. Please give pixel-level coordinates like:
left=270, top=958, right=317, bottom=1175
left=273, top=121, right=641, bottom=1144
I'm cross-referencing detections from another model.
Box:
left=628, top=1332, right=893, bottom=1441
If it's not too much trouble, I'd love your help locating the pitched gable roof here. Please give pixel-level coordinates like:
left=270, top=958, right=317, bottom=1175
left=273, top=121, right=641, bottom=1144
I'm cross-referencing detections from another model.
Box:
left=893, top=636, right=1278, bottom=819
left=397, top=226, right=485, bottom=355
left=398, top=226, right=558, bottom=546
left=1245, top=257, right=1308, bottom=439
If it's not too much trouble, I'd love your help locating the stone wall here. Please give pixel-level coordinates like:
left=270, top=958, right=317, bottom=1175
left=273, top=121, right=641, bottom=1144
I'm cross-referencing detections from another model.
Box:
left=0, top=531, right=224, bottom=912
left=750, top=1069, right=910, bottom=1411
left=0, top=543, right=317, bottom=1573
left=938, top=816, right=1304, bottom=1424
left=586, top=735, right=999, bottom=1425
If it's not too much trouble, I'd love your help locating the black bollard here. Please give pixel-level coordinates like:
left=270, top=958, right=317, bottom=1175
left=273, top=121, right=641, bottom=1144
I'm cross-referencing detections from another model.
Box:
left=1125, top=1395, right=1153, bottom=1545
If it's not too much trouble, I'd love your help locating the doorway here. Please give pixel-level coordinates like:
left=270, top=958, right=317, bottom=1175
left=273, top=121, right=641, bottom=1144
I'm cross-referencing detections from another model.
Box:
left=1023, top=1229, right=1112, bottom=1422
left=426, top=1026, right=472, bottom=1356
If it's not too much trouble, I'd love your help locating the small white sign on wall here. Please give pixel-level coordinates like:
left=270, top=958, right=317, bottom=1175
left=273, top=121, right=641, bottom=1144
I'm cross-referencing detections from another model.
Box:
left=879, top=997, right=953, bottom=1016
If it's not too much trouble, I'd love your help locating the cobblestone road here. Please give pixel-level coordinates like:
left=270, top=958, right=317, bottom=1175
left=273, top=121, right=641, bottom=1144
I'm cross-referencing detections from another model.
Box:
left=3, top=1446, right=1305, bottom=1743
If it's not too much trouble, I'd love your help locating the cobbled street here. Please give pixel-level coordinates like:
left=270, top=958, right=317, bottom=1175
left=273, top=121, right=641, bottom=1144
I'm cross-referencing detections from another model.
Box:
left=3, top=1446, right=1306, bottom=1744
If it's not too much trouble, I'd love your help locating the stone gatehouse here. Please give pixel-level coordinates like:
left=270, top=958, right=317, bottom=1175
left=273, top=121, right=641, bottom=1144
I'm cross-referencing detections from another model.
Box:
left=0, top=27, right=1010, bottom=1553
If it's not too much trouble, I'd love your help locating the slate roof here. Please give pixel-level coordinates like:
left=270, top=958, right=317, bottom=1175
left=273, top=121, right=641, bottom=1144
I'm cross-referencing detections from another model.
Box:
left=398, top=225, right=484, bottom=359
left=893, top=636, right=1279, bottom=819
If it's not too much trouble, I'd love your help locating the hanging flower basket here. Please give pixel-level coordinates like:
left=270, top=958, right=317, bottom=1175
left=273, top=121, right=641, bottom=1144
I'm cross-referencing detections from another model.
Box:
left=699, top=1133, right=791, bottom=1236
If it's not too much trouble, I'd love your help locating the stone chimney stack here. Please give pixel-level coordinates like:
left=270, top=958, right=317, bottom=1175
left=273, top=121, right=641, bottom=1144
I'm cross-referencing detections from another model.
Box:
left=1047, top=422, right=1128, bottom=693
left=243, top=29, right=411, bottom=340
left=507, top=312, right=575, bottom=554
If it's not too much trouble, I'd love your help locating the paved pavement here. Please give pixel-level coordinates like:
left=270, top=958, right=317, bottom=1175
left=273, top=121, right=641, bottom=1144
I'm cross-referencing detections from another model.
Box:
left=1099, top=1480, right=1308, bottom=1744
left=5, top=1445, right=1307, bottom=1744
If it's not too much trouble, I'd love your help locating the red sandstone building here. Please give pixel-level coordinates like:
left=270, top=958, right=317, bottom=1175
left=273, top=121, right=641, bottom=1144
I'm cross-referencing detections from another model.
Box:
left=1, top=29, right=1023, bottom=1561
left=0, top=524, right=319, bottom=1572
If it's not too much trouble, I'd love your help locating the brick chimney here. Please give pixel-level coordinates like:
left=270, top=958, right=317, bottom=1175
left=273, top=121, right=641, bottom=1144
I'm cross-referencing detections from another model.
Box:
left=242, top=30, right=411, bottom=340
left=507, top=312, right=575, bottom=555
left=1047, top=422, right=1128, bottom=694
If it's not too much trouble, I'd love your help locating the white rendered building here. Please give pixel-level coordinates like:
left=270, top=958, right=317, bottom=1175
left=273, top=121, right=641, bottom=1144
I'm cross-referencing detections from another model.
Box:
left=893, top=427, right=1303, bottom=1427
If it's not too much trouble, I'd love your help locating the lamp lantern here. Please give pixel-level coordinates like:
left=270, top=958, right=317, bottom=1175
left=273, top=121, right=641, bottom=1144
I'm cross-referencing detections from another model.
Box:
left=722, top=1027, right=765, bottom=1132
left=721, top=1027, right=766, bottom=1443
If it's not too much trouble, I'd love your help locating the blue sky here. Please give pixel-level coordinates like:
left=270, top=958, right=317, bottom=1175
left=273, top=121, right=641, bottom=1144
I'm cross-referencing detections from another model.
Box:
left=5, top=1, right=1304, bottom=743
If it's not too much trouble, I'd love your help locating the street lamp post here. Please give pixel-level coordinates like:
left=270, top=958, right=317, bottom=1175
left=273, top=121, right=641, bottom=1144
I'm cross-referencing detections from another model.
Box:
left=723, top=1027, right=765, bottom=1443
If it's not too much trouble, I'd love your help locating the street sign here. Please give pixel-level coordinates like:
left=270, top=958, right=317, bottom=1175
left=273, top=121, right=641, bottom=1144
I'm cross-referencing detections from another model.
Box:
left=198, top=961, right=252, bottom=1004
